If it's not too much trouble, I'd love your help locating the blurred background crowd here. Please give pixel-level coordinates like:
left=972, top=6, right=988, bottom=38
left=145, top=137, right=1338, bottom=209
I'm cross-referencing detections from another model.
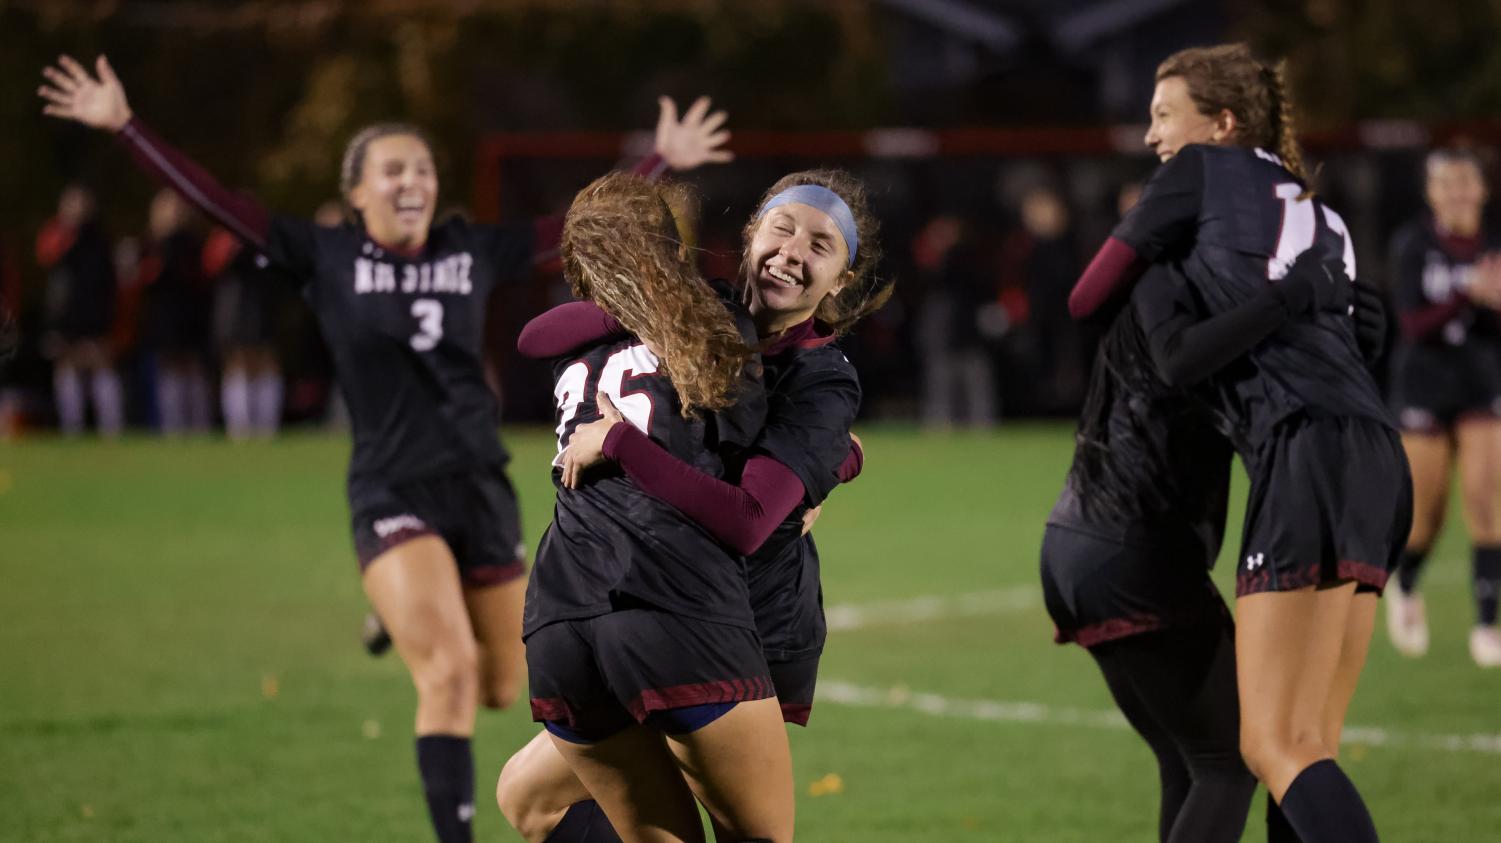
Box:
left=2, top=0, right=1499, bottom=436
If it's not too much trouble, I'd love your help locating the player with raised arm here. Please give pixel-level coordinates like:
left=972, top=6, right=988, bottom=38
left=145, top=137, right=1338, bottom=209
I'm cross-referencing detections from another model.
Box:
left=38, top=54, right=730, bottom=843
left=1384, top=147, right=1501, bottom=666
left=496, top=169, right=886, bottom=842
left=1068, top=44, right=1411, bottom=843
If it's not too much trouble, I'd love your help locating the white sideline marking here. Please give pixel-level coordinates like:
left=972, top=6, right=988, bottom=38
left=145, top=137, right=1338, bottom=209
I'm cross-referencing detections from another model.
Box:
left=824, top=587, right=1038, bottom=632
left=816, top=680, right=1501, bottom=755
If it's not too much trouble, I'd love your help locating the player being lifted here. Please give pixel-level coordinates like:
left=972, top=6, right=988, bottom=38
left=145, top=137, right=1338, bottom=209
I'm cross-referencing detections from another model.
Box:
left=1384, top=147, right=1501, bottom=667
left=498, top=169, right=886, bottom=842
left=37, top=54, right=729, bottom=843
left=1069, top=44, right=1411, bottom=843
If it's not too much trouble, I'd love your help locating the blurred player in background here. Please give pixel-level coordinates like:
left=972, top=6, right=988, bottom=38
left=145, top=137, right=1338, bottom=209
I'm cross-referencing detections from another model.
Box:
left=1384, top=147, right=1501, bottom=666
left=36, top=183, right=123, bottom=436
left=138, top=188, right=212, bottom=434
left=498, top=169, right=885, bottom=842
left=38, top=55, right=729, bottom=843
left=1069, top=44, right=1410, bottom=843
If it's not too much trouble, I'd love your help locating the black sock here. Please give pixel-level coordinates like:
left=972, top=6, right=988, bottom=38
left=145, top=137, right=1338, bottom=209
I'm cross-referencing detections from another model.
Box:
left=545, top=800, right=623, bottom=843
left=1266, top=790, right=1301, bottom=842
left=1277, top=760, right=1378, bottom=843
left=1474, top=546, right=1501, bottom=626
left=416, top=735, right=474, bottom=843
left=1396, top=546, right=1430, bottom=594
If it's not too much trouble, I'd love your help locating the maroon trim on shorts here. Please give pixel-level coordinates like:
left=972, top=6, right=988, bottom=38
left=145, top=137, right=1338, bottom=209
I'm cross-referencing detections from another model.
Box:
left=1236, top=559, right=1390, bottom=597
left=530, top=696, right=575, bottom=727
left=627, top=675, right=776, bottom=723
left=356, top=525, right=439, bottom=571
left=1457, top=407, right=1501, bottom=427
left=780, top=702, right=813, bottom=726
left=1068, top=613, right=1167, bottom=648
left=461, top=558, right=527, bottom=587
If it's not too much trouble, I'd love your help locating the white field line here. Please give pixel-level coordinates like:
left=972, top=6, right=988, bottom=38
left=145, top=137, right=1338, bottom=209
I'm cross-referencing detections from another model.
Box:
left=823, top=586, right=1038, bottom=632
left=816, top=680, right=1501, bottom=756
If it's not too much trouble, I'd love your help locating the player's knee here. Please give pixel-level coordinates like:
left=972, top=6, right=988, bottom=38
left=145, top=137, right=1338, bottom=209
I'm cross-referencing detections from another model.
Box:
left=496, top=752, right=554, bottom=842
left=1239, top=725, right=1321, bottom=783
left=414, top=641, right=480, bottom=710
left=1461, top=486, right=1501, bottom=540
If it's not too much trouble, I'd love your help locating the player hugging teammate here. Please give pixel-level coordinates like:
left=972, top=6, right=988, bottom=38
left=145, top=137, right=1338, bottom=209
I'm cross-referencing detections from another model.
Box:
left=1066, top=44, right=1411, bottom=843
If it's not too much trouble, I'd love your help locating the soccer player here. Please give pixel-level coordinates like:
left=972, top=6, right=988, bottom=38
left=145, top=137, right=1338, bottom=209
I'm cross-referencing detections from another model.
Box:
left=522, top=171, right=791, bottom=842
left=205, top=225, right=286, bottom=440
left=497, top=169, right=886, bottom=842
left=1046, top=250, right=1375, bottom=843
left=38, top=55, right=729, bottom=843
left=1384, top=147, right=1501, bottom=666
left=35, top=183, right=124, bottom=436
left=138, top=188, right=213, bottom=434
left=1069, top=44, right=1411, bottom=843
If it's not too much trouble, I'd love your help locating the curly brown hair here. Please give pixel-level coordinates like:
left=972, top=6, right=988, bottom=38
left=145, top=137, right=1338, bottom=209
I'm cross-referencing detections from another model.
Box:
left=1157, top=44, right=1311, bottom=193
left=740, top=169, right=893, bottom=336
left=562, top=172, right=750, bottom=415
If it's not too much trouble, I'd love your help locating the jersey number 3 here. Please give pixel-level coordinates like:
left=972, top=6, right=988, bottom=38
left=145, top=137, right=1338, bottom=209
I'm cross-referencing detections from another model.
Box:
left=552, top=344, right=660, bottom=460
left=410, top=299, right=444, bottom=351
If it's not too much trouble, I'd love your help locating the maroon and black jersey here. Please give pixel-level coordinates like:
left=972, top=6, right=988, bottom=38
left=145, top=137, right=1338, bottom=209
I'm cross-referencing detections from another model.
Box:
left=1101, top=144, right=1391, bottom=451
left=745, top=337, right=860, bottom=660
left=524, top=317, right=767, bottom=635
left=264, top=215, right=531, bottom=480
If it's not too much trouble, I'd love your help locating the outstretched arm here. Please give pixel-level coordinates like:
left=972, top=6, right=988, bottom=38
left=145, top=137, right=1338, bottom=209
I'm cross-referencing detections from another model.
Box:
left=39, top=55, right=272, bottom=250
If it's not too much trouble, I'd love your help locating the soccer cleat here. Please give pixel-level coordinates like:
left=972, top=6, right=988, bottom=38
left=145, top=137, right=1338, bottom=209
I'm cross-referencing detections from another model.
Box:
left=1385, top=588, right=1429, bottom=657
left=1470, top=625, right=1501, bottom=668
left=361, top=612, right=392, bottom=657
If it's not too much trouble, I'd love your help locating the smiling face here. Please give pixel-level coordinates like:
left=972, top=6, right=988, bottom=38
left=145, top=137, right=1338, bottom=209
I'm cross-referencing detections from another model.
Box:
left=346, top=134, right=437, bottom=250
left=746, top=201, right=853, bottom=334
left=1144, top=76, right=1233, bottom=162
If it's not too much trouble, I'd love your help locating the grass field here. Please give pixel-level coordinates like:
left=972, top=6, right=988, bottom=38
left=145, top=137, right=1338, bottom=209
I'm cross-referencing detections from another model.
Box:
left=3, top=426, right=1498, bottom=841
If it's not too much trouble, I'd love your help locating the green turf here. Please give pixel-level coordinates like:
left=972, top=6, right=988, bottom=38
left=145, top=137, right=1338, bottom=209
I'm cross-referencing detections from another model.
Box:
left=2, top=427, right=1497, bottom=841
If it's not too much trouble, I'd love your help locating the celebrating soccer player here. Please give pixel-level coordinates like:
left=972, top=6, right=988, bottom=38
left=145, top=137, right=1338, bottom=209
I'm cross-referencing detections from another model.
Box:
left=38, top=54, right=730, bottom=843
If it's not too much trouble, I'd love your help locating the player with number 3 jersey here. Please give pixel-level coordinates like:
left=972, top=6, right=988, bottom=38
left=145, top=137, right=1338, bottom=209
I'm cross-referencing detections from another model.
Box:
left=38, top=54, right=732, bottom=843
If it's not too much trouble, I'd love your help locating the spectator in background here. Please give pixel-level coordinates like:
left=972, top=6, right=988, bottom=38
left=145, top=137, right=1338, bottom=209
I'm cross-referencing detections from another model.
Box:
left=36, top=184, right=124, bottom=436
left=914, top=214, right=998, bottom=428
left=1017, top=184, right=1084, bottom=412
left=139, top=188, right=211, bottom=434
left=207, top=225, right=285, bottom=440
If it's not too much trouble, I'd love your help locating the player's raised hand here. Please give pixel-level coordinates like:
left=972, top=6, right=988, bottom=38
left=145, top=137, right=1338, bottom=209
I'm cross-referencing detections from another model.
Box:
left=39, top=55, right=132, bottom=132
left=654, top=96, right=733, bottom=171
left=559, top=393, right=625, bottom=489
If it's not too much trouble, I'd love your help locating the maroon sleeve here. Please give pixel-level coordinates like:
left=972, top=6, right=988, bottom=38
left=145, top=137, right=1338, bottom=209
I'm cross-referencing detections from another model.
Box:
left=1069, top=236, right=1146, bottom=320
left=116, top=118, right=271, bottom=249
left=602, top=423, right=805, bottom=555
left=1401, top=298, right=1466, bottom=342
left=836, top=438, right=864, bottom=483
left=517, top=301, right=627, bottom=359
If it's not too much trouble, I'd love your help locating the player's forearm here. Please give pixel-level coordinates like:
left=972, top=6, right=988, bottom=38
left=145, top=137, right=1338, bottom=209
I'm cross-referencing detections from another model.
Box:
left=603, top=424, right=804, bottom=555
left=517, top=301, right=626, bottom=359
left=1148, top=285, right=1293, bottom=387
left=1070, top=237, right=1145, bottom=320
left=116, top=118, right=271, bottom=250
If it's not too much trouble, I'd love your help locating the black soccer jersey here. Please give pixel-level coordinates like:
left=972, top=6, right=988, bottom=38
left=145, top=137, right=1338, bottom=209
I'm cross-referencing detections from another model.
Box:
left=263, top=215, right=532, bottom=482
left=1114, top=144, right=1392, bottom=450
left=745, top=341, right=861, bottom=659
left=524, top=318, right=767, bottom=635
left=1049, top=271, right=1232, bottom=569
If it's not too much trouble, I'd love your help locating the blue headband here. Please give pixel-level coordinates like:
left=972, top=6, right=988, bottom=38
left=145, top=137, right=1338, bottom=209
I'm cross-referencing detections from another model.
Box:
left=756, top=185, right=859, bottom=268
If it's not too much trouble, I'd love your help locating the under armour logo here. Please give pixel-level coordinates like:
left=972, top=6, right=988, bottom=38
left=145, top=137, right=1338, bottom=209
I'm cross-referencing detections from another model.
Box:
left=1246, top=553, right=1266, bottom=571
